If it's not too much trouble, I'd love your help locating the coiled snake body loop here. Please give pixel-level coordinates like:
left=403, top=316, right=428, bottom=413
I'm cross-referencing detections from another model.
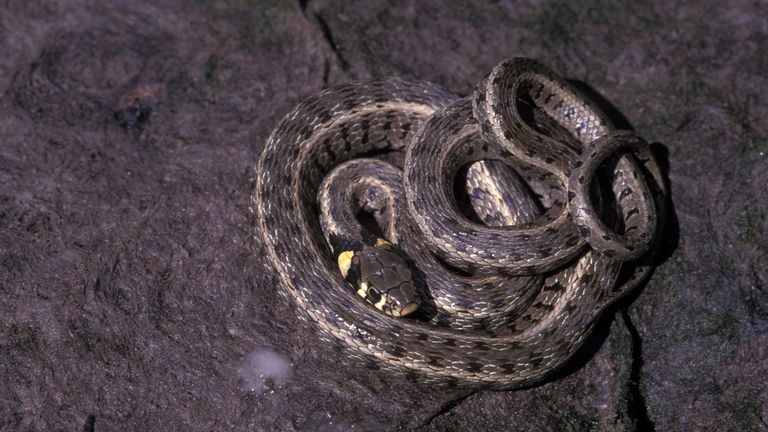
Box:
left=251, top=58, right=666, bottom=388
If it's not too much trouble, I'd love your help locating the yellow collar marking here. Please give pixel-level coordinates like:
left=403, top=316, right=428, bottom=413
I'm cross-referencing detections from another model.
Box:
left=337, top=250, right=354, bottom=278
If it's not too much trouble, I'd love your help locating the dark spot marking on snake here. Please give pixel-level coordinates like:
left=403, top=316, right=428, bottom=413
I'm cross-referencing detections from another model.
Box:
left=626, top=208, right=640, bottom=219
left=318, top=110, right=332, bottom=123
left=545, top=226, right=558, bottom=235
left=301, top=125, right=314, bottom=139
left=565, top=236, right=580, bottom=247
left=466, top=362, right=483, bottom=373
left=443, top=377, right=459, bottom=388
left=260, top=185, right=273, bottom=202
left=389, top=344, right=407, bottom=357
left=565, top=302, right=578, bottom=315
left=578, top=224, right=591, bottom=238
left=342, top=99, right=355, bottom=109
left=619, top=187, right=634, bottom=200
left=474, top=341, right=489, bottom=351
left=453, top=296, right=474, bottom=310
left=500, top=363, right=516, bottom=373
left=544, top=282, right=565, bottom=292
left=580, top=273, right=593, bottom=286
left=404, top=370, right=420, bottom=382
left=264, top=214, right=275, bottom=227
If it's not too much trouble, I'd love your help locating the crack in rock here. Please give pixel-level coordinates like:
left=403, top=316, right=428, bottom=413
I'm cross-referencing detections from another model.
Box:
left=298, top=0, right=349, bottom=86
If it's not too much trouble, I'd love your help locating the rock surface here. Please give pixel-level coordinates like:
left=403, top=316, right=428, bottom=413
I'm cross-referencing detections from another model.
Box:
left=1, top=1, right=766, bottom=431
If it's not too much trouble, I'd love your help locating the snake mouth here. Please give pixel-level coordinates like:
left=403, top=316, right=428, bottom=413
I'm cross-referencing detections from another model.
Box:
left=395, top=302, right=419, bottom=317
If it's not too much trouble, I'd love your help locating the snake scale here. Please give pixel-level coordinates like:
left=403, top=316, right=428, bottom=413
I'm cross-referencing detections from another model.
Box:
left=250, top=58, right=666, bottom=388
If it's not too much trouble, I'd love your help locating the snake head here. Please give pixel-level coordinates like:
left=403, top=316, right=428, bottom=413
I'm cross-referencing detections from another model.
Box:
left=337, top=239, right=420, bottom=317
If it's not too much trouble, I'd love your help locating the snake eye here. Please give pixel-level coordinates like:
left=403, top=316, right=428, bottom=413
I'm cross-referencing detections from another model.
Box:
left=367, top=287, right=382, bottom=303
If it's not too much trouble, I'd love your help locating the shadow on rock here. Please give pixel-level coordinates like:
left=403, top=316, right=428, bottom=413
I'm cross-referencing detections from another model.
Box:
left=532, top=80, right=680, bottom=431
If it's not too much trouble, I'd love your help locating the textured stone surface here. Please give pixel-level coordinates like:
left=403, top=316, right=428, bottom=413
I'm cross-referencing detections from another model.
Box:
left=1, top=1, right=766, bottom=431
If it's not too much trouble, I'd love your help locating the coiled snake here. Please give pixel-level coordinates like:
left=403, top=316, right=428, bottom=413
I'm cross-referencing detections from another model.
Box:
left=250, top=58, right=666, bottom=388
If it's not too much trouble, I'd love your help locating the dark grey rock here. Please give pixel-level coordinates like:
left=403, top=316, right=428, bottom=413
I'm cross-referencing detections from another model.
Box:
left=1, top=1, right=766, bottom=431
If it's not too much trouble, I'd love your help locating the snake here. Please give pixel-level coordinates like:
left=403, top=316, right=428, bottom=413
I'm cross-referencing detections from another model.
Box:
left=250, top=58, right=666, bottom=389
